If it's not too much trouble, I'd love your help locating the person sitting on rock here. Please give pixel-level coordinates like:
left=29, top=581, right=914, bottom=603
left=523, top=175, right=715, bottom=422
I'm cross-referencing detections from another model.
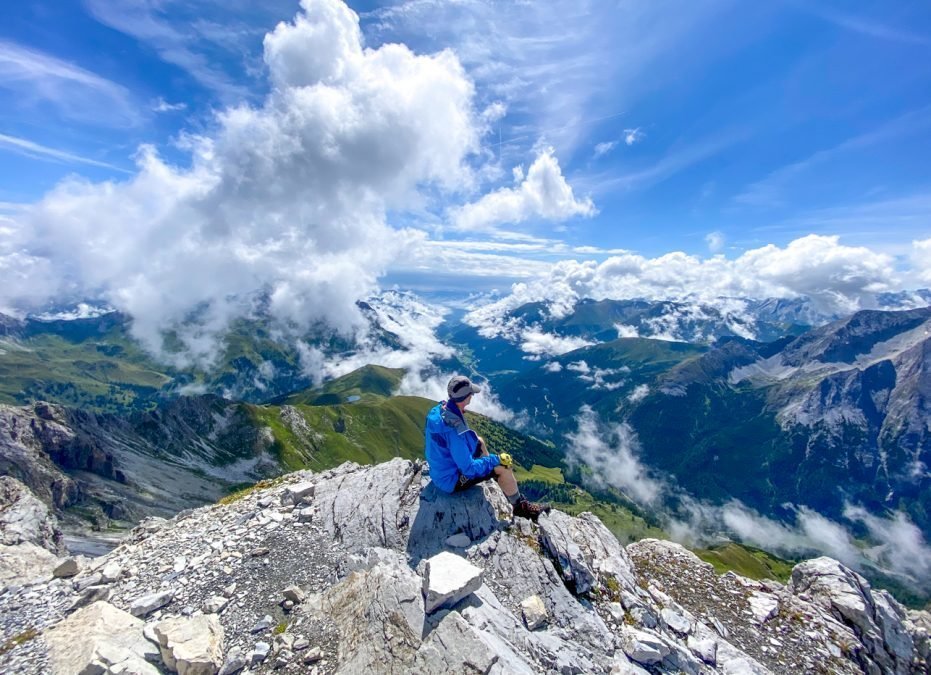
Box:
left=424, top=375, right=551, bottom=521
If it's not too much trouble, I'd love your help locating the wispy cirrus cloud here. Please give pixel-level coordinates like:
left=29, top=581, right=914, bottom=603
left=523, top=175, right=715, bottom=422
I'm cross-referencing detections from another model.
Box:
left=790, top=1, right=931, bottom=46
left=0, top=40, right=136, bottom=125
left=83, top=0, right=255, bottom=99
left=735, top=106, right=931, bottom=208
left=0, top=133, right=131, bottom=172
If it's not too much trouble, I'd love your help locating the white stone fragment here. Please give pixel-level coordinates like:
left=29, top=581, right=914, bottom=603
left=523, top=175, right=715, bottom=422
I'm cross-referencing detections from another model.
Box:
left=130, top=589, right=174, bottom=618
left=53, top=557, right=80, bottom=578
left=422, top=551, right=483, bottom=613
left=622, top=629, right=670, bottom=665
left=687, top=636, right=718, bottom=665
left=661, top=607, right=692, bottom=635
left=445, top=533, right=471, bottom=548
left=281, top=482, right=316, bottom=506
left=748, top=591, right=779, bottom=624
left=520, top=594, right=548, bottom=630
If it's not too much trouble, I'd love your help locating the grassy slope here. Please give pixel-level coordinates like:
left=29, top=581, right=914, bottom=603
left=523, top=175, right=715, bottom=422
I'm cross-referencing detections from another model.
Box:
left=0, top=332, right=171, bottom=410
left=693, top=543, right=795, bottom=582
left=281, top=365, right=406, bottom=406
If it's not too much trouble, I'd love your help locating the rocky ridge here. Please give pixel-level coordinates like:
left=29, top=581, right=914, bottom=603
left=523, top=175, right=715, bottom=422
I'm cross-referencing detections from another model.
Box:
left=0, top=458, right=928, bottom=674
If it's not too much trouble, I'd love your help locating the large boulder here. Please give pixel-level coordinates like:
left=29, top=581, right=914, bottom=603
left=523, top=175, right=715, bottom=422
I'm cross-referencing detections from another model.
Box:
left=318, top=561, right=425, bottom=672
left=0, top=541, right=62, bottom=587
left=789, top=557, right=921, bottom=674
left=314, top=459, right=509, bottom=562
left=154, top=614, right=225, bottom=675
left=539, top=510, right=637, bottom=597
left=44, top=601, right=161, bottom=675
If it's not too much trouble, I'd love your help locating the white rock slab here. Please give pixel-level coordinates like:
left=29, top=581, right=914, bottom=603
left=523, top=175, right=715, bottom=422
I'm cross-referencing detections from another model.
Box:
left=520, top=594, right=548, bottom=630
left=154, top=614, right=225, bottom=675
left=45, top=601, right=160, bottom=675
left=422, top=551, right=483, bottom=613
left=748, top=591, right=779, bottom=624
left=281, top=482, right=316, bottom=506
left=130, top=589, right=174, bottom=617
left=661, top=607, right=692, bottom=635
left=622, top=629, right=670, bottom=665
left=687, top=636, right=718, bottom=665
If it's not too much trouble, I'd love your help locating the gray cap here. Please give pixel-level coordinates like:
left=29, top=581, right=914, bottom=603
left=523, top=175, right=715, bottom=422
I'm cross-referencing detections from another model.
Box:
left=447, top=375, right=481, bottom=401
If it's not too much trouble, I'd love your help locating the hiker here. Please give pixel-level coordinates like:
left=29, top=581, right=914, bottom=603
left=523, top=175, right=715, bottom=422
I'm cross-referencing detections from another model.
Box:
left=424, top=375, right=551, bottom=521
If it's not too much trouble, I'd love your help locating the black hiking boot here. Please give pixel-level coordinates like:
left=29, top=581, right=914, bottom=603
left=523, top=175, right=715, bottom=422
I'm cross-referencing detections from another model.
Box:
left=513, top=498, right=551, bottom=521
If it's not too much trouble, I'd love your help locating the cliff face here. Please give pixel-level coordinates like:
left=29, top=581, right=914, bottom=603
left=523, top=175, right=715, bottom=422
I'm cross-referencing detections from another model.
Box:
left=0, top=399, right=280, bottom=537
left=1, top=459, right=928, bottom=674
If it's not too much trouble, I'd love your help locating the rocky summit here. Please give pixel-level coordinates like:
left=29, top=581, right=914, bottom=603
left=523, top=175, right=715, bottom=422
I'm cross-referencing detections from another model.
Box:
left=1, top=458, right=929, bottom=674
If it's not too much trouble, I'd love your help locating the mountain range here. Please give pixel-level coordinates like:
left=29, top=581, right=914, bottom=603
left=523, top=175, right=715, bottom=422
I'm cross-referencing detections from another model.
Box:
left=2, top=291, right=930, bottom=607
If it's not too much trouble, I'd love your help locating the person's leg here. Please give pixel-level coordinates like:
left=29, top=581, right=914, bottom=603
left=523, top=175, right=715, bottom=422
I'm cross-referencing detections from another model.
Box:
left=492, top=464, right=519, bottom=498
left=475, top=437, right=550, bottom=519
left=476, top=439, right=520, bottom=498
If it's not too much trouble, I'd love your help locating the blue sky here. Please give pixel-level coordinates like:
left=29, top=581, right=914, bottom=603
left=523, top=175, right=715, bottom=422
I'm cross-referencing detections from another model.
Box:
left=1, top=0, right=931, bottom=326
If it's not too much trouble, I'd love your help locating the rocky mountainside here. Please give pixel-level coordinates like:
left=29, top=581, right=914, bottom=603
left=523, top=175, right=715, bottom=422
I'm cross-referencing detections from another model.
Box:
left=0, top=398, right=278, bottom=544
left=492, top=308, right=931, bottom=557
left=0, top=459, right=928, bottom=674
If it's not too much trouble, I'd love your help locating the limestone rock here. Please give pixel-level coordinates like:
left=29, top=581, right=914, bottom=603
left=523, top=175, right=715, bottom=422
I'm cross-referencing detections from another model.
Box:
left=203, top=595, right=229, bottom=614
left=282, top=584, right=305, bottom=604
left=154, top=614, right=224, bottom=675
left=0, top=541, right=62, bottom=586
left=45, top=601, right=160, bottom=675
left=747, top=591, right=779, bottom=624
left=422, top=551, right=484, bottom=613
left=445, top=532, right=471, bottom=548
left=130, top=589, right=174, bottom=617
left=100, top=560, right=123, bottom=583
left=218, top=646, right=246, bottom=675
left=539, top=510, right=637, bottom=597
left=0, top=476, right=65, bottom=554
left=302, top=646, right=323, bottom=664
left=280, top=482, right=315, bottom=506
left=622, top=628, right=671, bottom=665
left=520, top=594, right=548, bottom=630
left=414, top=610, right=498, bottom=672
left=661, top=607, right=692, bottom=635
left=318, top=562, right=425, bottom=671
left=687, top=636, right=717, bottom=665
left=790, top=556, right=920, bottom=673
left=249, top=642, right=271, bottom=666
left=250, top=615, right=274, bottom=633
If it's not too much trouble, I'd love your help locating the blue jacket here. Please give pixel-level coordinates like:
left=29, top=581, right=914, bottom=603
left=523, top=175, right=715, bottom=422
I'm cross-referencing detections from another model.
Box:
left=424, top=400, right=500, bottom=493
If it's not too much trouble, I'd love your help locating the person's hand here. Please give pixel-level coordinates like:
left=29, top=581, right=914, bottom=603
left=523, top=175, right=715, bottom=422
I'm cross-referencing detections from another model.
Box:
left=498, top=452, right=513, bottom=468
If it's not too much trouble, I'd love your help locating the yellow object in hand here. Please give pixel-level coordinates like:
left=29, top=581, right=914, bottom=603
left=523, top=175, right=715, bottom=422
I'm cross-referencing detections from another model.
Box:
left=498, top=452, right=513, bottom=468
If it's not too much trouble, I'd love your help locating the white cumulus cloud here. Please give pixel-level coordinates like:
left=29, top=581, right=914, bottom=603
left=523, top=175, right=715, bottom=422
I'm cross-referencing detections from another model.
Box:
left=452, top=147, right=596, bottom=232
left=465, top=234, right=901, bottom=333
left=624, top=127, right=644, bottom=145
left=705, top=230, right=725, bottom=252
left=0, top=0, right=481, bottom=365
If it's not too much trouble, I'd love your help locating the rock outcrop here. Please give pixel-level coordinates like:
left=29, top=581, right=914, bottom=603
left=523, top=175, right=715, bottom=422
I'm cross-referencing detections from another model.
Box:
left=0, top=458, right=927, bottom=674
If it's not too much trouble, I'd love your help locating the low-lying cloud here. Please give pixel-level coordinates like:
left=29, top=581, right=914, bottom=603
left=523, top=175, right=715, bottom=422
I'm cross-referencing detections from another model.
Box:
left=464, top=235, right=924, bottom=336
left=567, top=406, right=931, bottom=593
left=566, top=406, right=664, bottom=505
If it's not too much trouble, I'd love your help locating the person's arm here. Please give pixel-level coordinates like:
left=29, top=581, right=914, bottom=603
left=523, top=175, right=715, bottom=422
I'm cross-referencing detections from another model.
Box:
left=448, top=429, right=499, bottom=479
